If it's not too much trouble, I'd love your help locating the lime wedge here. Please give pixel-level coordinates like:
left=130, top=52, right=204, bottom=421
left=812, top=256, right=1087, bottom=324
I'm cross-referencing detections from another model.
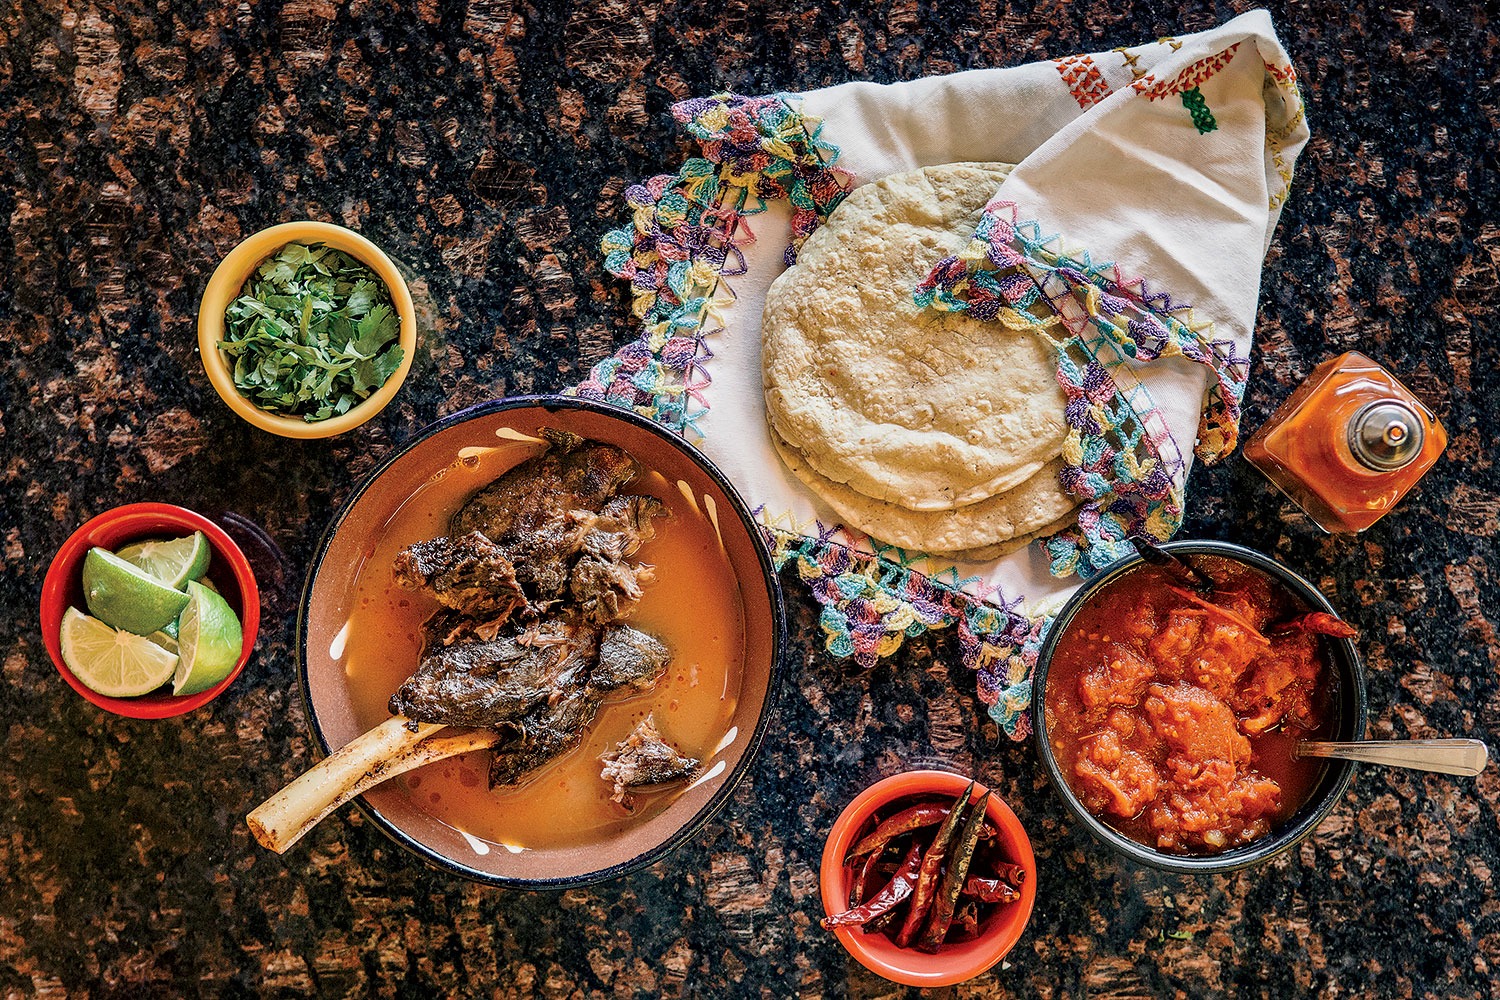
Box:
left=174, top=580, right=243, bottom=696
left=147, top=630, right=180, bottom=655
left=83, top=547, right=191, bottom=634
left=115, top=532, right=211, bottom=589
left=60, top=607, right=179, bottom=697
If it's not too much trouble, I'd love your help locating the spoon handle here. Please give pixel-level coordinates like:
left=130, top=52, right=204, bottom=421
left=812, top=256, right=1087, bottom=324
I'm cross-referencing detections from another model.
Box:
left=1296, top=739, right=1489, bottom=776
left=1128, top=536, right=1218, bottom=594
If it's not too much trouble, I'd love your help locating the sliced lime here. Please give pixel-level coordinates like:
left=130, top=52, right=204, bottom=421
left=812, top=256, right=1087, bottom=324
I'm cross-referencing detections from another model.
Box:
left=60, top=607, right=179, bottom=697
left=83, top=547, right=191, bottom=634
left=174, top=580, right=243, bottom=696
left=114, top=532, right=211, bottom=589
left=147, top=630, right=180, bottom=656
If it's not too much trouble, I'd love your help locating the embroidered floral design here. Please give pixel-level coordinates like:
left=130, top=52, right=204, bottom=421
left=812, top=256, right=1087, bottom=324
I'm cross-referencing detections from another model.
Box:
left=1112, top=45, right=1149, bottom=81
left=915, top=200, right=1249, bottom=578
left=1128, top=42, right=1241, bottom=134
left=1263, top=60, right=1298, bottom=87
left=1180, top=86, right=1218, bottom=133
left=1132, top=42, right=1241, bottom=100
left=761, top=517, right=1045, bottom=738
left=1054, top=54, right=1113, bottom=110
left=1262, top=61, right=1306, bottom=211
left=574, top=94, right=849, bottom=437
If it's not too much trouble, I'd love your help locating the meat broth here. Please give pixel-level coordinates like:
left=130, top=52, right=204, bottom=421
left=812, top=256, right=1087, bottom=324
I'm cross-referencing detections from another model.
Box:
left=341, top=439, right=746, bottom=850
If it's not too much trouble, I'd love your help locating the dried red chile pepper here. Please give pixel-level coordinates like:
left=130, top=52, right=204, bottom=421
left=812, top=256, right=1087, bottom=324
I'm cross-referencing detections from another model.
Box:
left=820, top=842, right=923, bottom=929
left=846, top=802, right=953, bottom=859
left=849, top=851, right=881, bottom=908
left=918, top=790, right=991, bottom=952
left=894, top=782, right=975, bottom=947
left=963, top=875, right=1021, bottom=904
left=987, top=861, right=1027, bottom=887
left=1268, top=610, right=1359, bottom=638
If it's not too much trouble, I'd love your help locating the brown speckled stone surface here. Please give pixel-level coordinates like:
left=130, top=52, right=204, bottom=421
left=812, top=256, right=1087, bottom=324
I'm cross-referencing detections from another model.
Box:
left=2, top=1, right=1497, bottom=997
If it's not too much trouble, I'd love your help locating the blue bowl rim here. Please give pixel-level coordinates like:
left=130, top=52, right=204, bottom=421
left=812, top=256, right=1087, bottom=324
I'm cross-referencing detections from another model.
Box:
left=296, top=394, right=789, bottom=889
left=1031, top=539, right=1369, bottom=875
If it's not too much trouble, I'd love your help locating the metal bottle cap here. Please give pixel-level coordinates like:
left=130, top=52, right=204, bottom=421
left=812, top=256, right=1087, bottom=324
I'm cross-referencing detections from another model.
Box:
left=1348, top=400, right=1424, bottom=471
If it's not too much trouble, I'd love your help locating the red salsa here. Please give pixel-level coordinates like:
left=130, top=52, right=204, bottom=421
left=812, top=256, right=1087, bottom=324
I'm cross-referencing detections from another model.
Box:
left=1044, top=557, right=1337, bottom=854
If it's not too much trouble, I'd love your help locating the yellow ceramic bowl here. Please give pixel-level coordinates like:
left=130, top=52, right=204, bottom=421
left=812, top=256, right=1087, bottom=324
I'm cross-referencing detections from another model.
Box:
left=197, top=221, right=418, bottom=439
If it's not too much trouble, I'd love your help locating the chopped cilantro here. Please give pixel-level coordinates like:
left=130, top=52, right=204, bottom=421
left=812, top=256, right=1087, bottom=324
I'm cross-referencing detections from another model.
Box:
left=218, top=241, right=405, bottom=422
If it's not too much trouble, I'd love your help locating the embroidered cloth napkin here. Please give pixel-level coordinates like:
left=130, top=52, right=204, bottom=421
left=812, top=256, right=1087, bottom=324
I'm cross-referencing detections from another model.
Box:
left=571, top=9, right=1309, bottom=737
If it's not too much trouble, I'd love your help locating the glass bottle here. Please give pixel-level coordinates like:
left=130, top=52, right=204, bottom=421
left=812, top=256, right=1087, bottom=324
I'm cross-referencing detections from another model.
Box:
left=1242, top=351, right=1447, bottom=533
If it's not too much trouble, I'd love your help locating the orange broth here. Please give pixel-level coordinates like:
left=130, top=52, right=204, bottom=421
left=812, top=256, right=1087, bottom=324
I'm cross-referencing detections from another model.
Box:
left=340, top=440, right=746, bottom=850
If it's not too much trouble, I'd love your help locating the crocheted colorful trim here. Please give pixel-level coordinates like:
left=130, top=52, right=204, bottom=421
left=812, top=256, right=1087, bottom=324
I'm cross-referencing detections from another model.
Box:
left=914, top=200, right=1249, bottom=579
left=573, top=94, right=848, bottom=438
left=761, top=516, right=1047, bottom=738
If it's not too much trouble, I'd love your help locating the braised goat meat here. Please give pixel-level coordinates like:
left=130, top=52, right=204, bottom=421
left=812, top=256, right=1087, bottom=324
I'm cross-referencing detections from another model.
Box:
left=449, top=428, right=639, bottom=599
left=571, top=495, right=666, bottom=623
left=392, top=531, right=527, bottom=623
left=590, top=624, right=673, bottom=694
left=397, top=431, right=666, bottom=624
left=389, top=614, right=600, bottom=729
left=600, top=714, right=699, bottom=803
left=389, top=430, right=677, bottom=788
left=488, top=625, right=671, bottom=787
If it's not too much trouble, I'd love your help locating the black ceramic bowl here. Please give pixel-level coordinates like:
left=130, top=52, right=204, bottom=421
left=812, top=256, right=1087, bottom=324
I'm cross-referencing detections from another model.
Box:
left=297, top=396, right=786, bottom=887
left=1032, top=540, right=1367, bottom=874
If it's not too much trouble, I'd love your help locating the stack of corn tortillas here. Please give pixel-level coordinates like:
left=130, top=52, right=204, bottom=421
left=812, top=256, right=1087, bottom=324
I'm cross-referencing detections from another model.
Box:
left=761, top=162, right=1080, bottom=559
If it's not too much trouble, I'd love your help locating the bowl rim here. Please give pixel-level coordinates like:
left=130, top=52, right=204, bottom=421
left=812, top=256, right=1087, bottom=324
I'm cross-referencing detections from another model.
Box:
left=1031, top=538, right=1369, bottom=874
left=296, top=394, right=789, bottom=887
left=40, top=502, right=262, bottom=719
left=196, top=219, right=418, bottom=440
left=819, top=769, right=1037, bottom=987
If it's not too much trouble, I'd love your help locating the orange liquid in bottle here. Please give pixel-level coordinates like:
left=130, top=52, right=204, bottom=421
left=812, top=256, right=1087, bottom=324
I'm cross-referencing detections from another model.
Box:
left=1242, top=351, right=1446, bottom=532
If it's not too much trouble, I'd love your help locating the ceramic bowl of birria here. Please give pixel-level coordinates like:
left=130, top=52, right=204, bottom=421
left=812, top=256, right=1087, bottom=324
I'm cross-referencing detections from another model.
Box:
left=296, top=396, right=786, bottom=886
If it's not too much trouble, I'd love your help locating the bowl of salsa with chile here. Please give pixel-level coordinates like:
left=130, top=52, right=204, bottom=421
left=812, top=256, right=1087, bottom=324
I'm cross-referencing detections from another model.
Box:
left=1033, top=540, right=1367, bottom=874
left=297, top=396, right=786, bottom=887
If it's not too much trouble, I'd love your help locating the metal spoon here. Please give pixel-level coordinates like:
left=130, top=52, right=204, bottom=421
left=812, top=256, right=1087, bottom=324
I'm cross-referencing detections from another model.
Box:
left=1129, top=535, right=1220, bottom=594
left=1295, top=739, right=1489, bottom=777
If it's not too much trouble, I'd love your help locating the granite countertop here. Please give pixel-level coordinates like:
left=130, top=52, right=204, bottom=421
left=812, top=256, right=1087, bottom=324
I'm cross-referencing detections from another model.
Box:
left=3, top=1, right=1498, bottom=997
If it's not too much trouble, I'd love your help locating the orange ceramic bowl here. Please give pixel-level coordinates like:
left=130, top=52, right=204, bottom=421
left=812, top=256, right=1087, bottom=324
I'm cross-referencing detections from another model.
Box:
left=820, top=770, right=1037, bottom=987
left=197, top=220, right=417, bottom=438
left=40, top=503, right=261, bottom=718
left=298, top=396, right=786, bottom=886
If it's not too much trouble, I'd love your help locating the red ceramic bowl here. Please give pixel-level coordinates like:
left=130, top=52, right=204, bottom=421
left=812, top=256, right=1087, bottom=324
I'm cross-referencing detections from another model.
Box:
left=820, top=770, right=1037, bottom=987
left=40, top=503, right=261, bottom=718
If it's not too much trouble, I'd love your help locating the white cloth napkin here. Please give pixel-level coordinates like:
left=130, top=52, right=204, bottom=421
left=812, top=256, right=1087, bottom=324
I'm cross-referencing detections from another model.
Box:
left=575, top=9, right=1308, bottom=736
